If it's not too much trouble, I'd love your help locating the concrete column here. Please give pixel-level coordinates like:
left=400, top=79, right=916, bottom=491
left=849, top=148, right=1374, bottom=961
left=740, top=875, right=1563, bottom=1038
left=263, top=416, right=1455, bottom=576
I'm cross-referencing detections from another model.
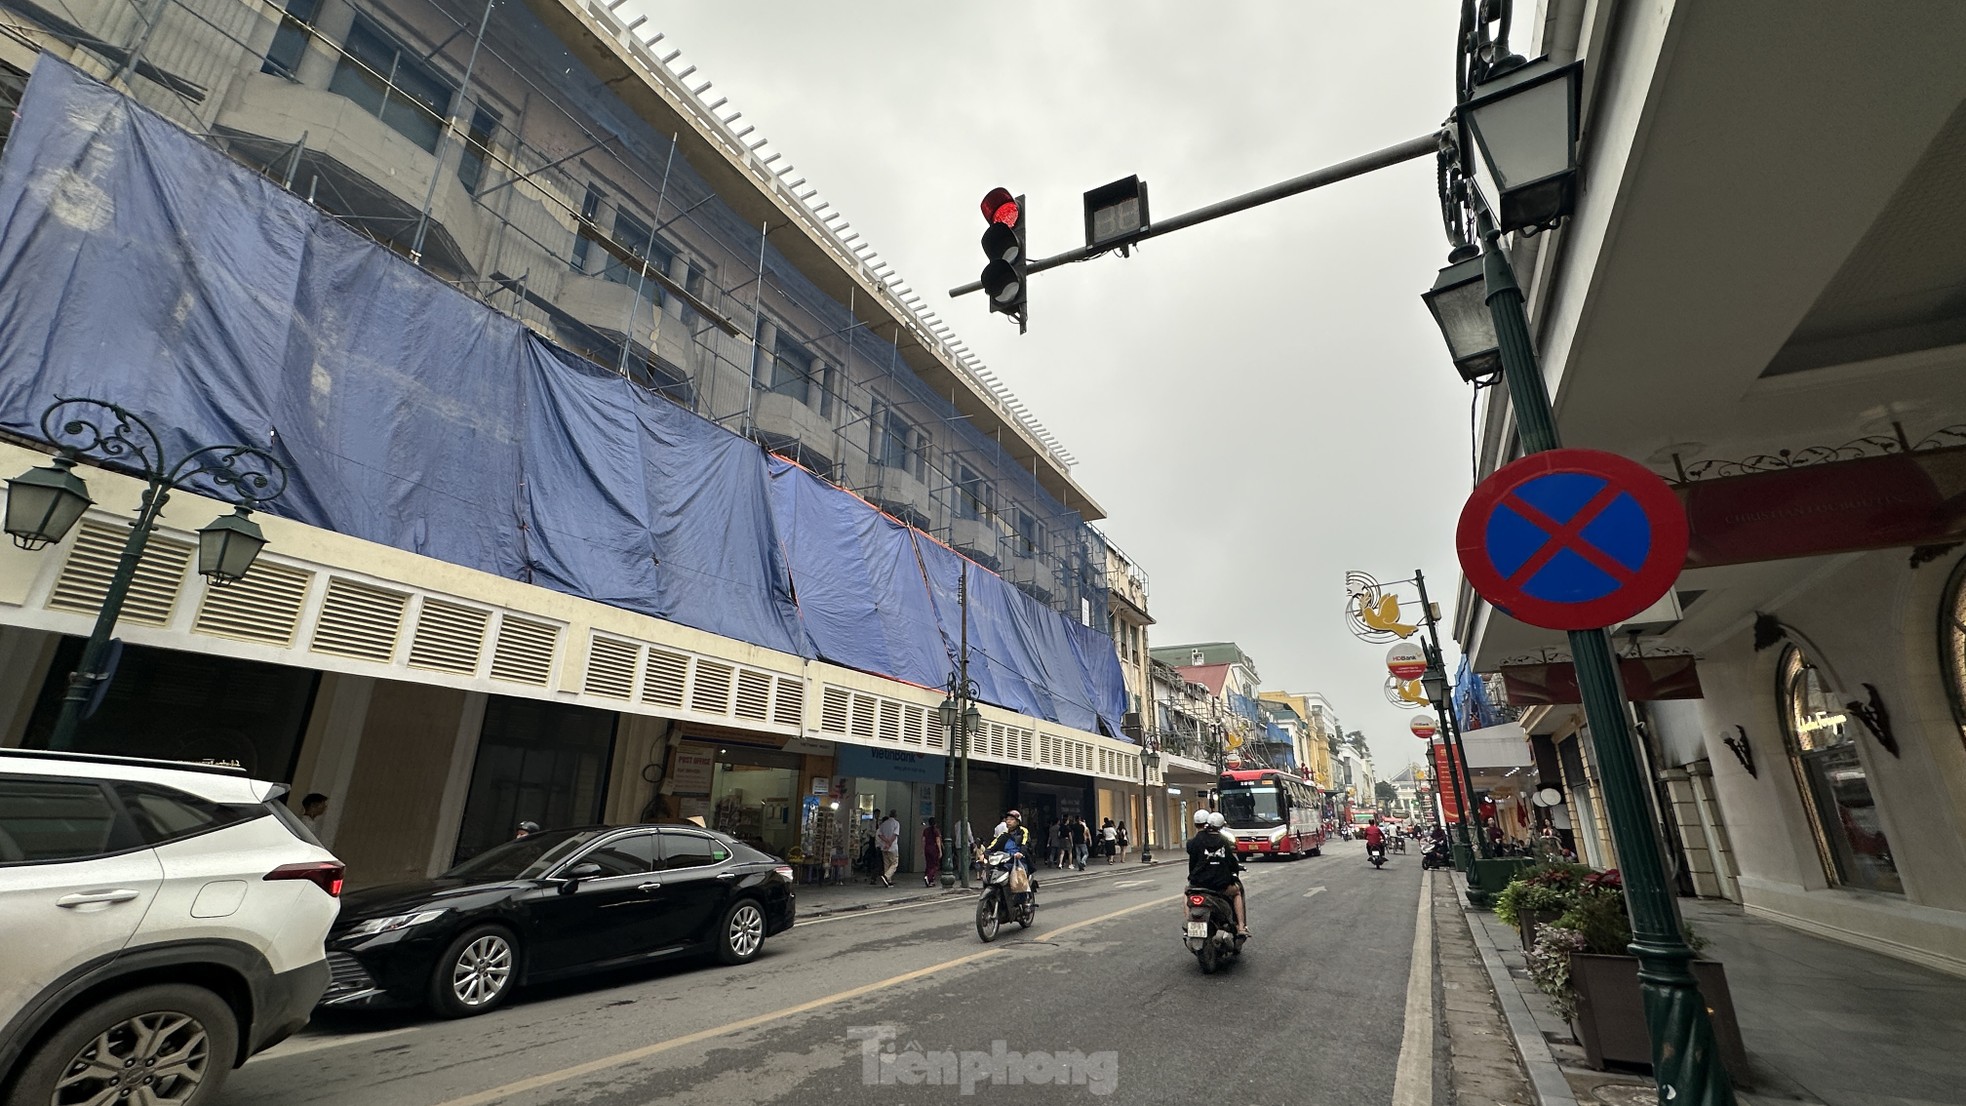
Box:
left=296, top=1, right=357, bottom=89
left=289, top=672, right=375, bottom=851
left=424, top=691, right=489, bottom=876
left=0, top=627, right=57, bottom=746
left=752, top=318, right=778, bottom=391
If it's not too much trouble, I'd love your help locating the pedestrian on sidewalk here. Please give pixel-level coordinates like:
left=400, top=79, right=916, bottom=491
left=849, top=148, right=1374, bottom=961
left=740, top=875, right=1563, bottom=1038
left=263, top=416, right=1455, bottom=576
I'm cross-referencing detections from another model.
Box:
left=877, top=809, right=901, bottom=888
left=921, top=819, right=942, bottom=886
left=1050, top=819, right=1067, bottom=868
left=298, top=793, right=329, bottom=836
left=1100, top=818, right=1118, bottom=864
left=1070, top=816, right=1090, bottom=870
left=1116, top=821, right=1129, bottom=862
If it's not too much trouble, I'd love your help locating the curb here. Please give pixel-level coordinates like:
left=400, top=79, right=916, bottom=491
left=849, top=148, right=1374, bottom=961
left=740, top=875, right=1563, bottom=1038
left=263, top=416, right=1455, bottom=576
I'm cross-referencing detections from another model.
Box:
left=798, top=857, right=1171, bottom=920
left=1449, top=870, right=1580, bottom=1106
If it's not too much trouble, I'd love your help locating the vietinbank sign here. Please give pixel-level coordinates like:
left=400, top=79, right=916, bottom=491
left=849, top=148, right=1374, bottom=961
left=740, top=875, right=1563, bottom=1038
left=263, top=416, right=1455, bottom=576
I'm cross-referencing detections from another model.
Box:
left=835, top=743, right=949, bottom=783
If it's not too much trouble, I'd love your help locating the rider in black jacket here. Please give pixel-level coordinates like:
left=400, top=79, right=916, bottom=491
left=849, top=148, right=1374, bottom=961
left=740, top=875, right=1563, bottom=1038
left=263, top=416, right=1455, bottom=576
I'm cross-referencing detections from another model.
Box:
left=1187, top=811, right=1249, bottom=936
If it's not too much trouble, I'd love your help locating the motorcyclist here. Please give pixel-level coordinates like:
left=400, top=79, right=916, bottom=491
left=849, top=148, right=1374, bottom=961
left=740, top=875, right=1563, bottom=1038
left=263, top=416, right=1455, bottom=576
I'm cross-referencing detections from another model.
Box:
left=1363, top=817, right=1386, bottom=858
left=1187, top=811, right=1249, bottom=937
left=985, top=810, right=1034, bottom=906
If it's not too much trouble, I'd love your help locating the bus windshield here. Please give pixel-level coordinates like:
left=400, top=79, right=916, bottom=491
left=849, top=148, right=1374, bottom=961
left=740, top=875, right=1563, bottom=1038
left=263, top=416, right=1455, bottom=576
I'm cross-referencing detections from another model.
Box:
left=1220, top=785, right=1284, bottom=827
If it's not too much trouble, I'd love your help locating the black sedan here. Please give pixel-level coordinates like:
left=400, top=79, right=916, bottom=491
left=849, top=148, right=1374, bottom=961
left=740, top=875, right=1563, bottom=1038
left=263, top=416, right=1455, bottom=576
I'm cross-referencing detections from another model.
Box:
left=319, top=825, right=796, bottom=1018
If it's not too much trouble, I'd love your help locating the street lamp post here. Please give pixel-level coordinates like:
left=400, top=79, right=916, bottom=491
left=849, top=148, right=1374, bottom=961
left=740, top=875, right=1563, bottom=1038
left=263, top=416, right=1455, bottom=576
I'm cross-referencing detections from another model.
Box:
left=1140, top=746, right=1159, bottom=863
left=4, top=398, right=288, bottom=751
left=936, top=564, right=980, bottom=890
left=1425, top=3, right=1733, bottom=1101
left=1415, top=569, right=1491, bottom=862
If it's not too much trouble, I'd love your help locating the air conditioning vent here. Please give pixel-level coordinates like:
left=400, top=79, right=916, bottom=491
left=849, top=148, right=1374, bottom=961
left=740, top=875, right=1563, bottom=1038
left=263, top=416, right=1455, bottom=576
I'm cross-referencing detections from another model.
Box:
left=192, top=560, right=312, bottom=645
left=901, top=704, right=926, bottom=745
left=584, top=635, right=641, bottom=699
left=643, top=649, right=689, bottom=708
left=772, top=676, right=804, bottom=728
left=692, top=660, right=733, bottom=714
left=849, top=693, right=877, bottom=739
left=490, top=616, right=558, bottom=686
left=820, top=686, right=851, bottom=733
left=48, top=522, right=191, bottom=627
left=310, top=578, right=410, bottom=662
left=878, top=700, right=902, bottom=743
left=734, top=669, right=772, bottom=721
left=407, top=599, right=489, bottom=675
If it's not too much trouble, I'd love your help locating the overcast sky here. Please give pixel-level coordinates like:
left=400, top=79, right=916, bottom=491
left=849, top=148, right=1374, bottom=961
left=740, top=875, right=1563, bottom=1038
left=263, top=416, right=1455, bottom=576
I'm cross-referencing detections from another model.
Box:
left=630, top=1, right=1469, bottom=769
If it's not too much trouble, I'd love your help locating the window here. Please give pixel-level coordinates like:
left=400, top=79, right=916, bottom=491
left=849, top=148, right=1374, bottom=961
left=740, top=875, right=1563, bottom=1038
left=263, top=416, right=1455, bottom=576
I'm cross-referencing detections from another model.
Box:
left=455, top=105, right=502, bottom=194
left=571, top=186, right=604, bottom=273
left=765, top=328, right=816, bottom=405
left=330, top=15, right=455, bottom=154
left=602, top=209, right=673, bottom=306
left=659, top=832, right=728, bottom=870
left=0, top=778, right=129, bottom=863
left=629, top=356, right=695, bottom=409
left=1777, top=645, right=1901, bottom=894
left=261, top=0, right=322, bottom=79
left=451, top=697, right=617, bottom=865
left=574, top=833, right=659, bottom=878
left=1015, top=510, right=1042, bottom=558
left=873, top=406, right=923, bottom=476
left=954, top=463, right=991, bottom=521
left=114, top=783, right=262, bottom=846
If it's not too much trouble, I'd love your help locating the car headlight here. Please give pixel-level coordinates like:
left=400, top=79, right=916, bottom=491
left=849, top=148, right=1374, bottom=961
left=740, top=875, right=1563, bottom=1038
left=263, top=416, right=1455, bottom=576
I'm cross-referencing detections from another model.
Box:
left=343, top=909, right=447, bottom=937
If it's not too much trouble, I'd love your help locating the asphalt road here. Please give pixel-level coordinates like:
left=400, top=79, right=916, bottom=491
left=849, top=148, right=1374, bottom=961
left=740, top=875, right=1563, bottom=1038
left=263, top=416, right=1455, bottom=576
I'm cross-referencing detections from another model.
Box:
left=229, top=840, right=1437, bottom=1106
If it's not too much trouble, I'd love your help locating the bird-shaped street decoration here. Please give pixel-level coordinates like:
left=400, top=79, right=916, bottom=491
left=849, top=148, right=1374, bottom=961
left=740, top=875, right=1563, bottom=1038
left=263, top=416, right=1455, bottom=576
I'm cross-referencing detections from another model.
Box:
left=1358, top=591, right=1419, bottom=639
left=1396, top=679, right=1428, bottom=706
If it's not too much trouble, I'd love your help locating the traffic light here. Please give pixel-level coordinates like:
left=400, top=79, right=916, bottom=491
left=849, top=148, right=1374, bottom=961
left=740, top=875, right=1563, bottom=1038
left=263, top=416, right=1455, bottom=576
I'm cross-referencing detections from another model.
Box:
left=979, top=187, right=1027, bottom=332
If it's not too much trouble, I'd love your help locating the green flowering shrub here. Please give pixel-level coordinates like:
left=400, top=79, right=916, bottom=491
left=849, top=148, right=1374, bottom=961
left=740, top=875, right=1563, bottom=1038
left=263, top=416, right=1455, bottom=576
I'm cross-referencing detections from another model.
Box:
left=1492, top=861, right=1596, bottom=927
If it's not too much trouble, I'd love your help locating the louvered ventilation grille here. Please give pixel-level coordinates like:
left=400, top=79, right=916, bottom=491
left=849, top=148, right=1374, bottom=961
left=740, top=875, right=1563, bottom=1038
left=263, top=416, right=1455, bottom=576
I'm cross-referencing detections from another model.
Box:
left=877, top=700, right=902, bottom=742
left=734, top=670, right=772, bottom=721
left=901, top=704, right=925, bottom=745
left=849, top=694, right=877, bottom=739
left=490, top=617, right=558, bottom=686
left=192, top=560, right=311, bottom=645
left=772, top=677, right=804, bottom=728
left=821, top=687, right=852, bottom=733
left=692, top=661, right=733, bottom=714
left=310, top=578, right=409, bottom=662
left=643, top=649, right=689, bottom=708
left=48, top=522, right=191, bottom=627
left=407, top=599, right=489, bottom=675
left=991, top=725, right=1007, bottom=759
left=584, top=635, right=641, bottom=699
left=1014, top=730, right=1032, bottom=761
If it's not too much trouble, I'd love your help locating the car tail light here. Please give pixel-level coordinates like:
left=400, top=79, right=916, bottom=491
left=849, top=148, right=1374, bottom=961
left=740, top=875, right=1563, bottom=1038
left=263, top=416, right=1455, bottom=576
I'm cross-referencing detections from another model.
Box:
left=773, top=865, right=794, bottom=881
left=266, top=861, right=345, bottom=897
left=1188, top=894, right=1206, bottom=906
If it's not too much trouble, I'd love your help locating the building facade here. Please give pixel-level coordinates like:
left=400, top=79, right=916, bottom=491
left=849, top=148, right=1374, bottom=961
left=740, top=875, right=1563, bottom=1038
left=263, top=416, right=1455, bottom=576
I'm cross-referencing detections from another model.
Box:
left=0, top=0, right=1146, bottom=887
left=1455, top=0, right=1966, bottom=973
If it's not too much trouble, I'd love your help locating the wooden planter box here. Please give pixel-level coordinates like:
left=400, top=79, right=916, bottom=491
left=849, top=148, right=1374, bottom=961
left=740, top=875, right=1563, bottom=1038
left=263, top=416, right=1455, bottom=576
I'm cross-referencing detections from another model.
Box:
left=1569, top=953, right=1752, bottom=1089
left=1518, top=908, right=1562, bottom=951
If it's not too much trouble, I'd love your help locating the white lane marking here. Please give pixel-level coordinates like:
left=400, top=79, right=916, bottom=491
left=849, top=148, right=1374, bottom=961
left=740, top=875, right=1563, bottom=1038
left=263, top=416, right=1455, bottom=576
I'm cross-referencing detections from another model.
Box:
left=257, top=1026, right=421, bottom=1060
left=795, top=896, right=971, bottom=926
left=1113, top=880, right=1157, bottom=889
left=1303, top=886, right=1327, bottom=898
left=1391, top=875, right=1436, bottom=1106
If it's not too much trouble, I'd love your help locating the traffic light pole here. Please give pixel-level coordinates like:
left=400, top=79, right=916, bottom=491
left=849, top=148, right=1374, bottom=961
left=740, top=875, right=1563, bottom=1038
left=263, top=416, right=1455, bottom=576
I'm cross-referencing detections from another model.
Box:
left=948, top=133, right=1438, bottom=299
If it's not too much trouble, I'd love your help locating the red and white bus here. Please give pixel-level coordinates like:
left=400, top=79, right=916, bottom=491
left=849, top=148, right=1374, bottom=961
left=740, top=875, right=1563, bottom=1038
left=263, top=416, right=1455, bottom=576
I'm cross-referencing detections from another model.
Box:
left=1216, top=769, right=1326, bottom=860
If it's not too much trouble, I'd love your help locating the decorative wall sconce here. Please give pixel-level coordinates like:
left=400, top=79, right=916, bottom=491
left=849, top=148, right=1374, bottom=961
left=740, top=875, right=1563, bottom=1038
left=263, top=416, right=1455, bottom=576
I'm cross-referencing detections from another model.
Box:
left=1845, top=684, right=1900, bottom=758
left=1752, top=613, right=1790, bottom=652
left=1721, top=725, right=1756, bottom=777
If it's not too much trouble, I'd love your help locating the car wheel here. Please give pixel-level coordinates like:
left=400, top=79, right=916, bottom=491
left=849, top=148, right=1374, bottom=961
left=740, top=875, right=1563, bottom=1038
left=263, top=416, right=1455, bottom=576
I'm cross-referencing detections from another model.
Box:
left=715, top=899, right=768, bottom=965
left=10, top=983, right=237, bottom=1106
left=428, top=925, right=518, bottom=1018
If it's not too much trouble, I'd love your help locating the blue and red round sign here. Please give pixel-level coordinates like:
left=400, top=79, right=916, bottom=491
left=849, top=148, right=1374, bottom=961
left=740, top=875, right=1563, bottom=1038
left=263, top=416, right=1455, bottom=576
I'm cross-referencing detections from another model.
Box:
left=1456, top=449, right=1688, bottom=631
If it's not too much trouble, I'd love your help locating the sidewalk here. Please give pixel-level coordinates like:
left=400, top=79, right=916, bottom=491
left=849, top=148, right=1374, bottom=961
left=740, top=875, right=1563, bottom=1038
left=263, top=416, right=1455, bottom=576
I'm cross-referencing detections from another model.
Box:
left=1449, top=871, right=1966, bottom=1106
left=794, top=854, right=1170, bottom=919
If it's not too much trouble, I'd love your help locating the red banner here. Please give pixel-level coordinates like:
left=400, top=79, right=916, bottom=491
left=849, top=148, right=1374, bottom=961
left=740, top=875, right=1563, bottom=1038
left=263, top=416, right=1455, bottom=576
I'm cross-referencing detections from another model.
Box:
left=1431, top=744, right=1464, bottom=824
left=1678, top=448, right=1966, bottom=568
left=1501, top=656, right=1703, bottom=705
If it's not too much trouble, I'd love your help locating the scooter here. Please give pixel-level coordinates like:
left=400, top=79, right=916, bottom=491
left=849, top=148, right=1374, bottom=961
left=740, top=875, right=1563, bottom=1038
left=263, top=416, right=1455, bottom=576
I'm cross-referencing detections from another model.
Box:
left=1182, top=886, right=1246, bottom=974
left=975, top=851, right=1037, bottom=942
left=1367, top=841, right=1388, bottom=868
left=1420, top=841, right=1452, bottom=870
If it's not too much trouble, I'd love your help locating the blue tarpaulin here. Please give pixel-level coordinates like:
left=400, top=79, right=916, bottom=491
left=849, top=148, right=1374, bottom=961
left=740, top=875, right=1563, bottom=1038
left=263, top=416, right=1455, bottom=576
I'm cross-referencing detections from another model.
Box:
left=0, top=58, right=1127, bottom=736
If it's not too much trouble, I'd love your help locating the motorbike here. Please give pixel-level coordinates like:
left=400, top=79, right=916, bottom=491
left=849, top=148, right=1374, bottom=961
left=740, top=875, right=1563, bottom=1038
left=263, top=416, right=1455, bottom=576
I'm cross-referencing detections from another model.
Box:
left=1392, top=835, right=1407, bottom=854
left=1183, top=886, right=1246, bottom=974
left=1420, top=841, right=1452, bottom=870
left=975, top=851, right=1037, bottom=941
left=1367, top=841, right=1388, bottom=868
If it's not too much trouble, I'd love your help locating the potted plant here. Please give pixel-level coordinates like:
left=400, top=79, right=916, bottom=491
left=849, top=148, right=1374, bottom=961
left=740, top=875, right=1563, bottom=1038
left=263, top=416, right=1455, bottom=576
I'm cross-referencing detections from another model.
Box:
left=1524, top=870, right=1752, bottom=1087
left=1493, top=862, right=1592, bottom=950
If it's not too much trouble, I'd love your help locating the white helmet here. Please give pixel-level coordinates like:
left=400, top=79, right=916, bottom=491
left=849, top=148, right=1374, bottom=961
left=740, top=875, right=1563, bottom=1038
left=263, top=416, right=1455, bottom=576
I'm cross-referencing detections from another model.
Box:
left=1207, top=812, right=1227, bottom=830
left=1193, top=810, right=1211, bottom=827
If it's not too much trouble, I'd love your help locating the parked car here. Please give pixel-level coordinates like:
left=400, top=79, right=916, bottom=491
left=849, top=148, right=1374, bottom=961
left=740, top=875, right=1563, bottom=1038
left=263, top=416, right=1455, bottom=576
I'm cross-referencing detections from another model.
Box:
left=320, top=825, right=796, bottom=1018
left=0, top=749, right=344, bottom=1106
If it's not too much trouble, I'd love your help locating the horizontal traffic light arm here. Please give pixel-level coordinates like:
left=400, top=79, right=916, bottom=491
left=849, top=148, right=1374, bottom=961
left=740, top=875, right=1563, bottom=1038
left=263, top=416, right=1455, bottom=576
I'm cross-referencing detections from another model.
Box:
left=948, top=131, right=1440, bottom=298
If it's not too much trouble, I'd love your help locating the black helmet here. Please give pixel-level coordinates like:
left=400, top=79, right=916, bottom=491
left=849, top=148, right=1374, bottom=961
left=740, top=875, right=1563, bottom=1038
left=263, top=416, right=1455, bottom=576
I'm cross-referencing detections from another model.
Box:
left=517, top=821, right=542, bottom=835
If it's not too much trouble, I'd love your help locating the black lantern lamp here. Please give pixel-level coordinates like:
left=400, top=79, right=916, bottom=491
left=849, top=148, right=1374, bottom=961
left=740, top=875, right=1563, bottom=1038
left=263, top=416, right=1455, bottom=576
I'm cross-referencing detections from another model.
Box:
left=1458, top=56, right=1584, bottom=235
left=197, top=506, right=268, bottom=585
left=1423, top=255, right=1502, bottom=382
left=4, top=453, right=93, bottom=550
left=1421, top=664, right=1452, bottom=709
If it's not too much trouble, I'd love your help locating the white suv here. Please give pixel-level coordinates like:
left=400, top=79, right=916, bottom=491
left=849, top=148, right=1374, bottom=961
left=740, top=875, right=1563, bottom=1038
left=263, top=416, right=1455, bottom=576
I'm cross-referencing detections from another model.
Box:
left=0, top=749, right=344, bottom=1106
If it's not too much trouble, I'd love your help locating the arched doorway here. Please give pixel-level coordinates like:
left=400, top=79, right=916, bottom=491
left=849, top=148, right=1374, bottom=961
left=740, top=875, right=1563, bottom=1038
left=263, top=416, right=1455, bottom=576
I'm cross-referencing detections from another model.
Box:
left=1775, top=645, right=1901, bottom=894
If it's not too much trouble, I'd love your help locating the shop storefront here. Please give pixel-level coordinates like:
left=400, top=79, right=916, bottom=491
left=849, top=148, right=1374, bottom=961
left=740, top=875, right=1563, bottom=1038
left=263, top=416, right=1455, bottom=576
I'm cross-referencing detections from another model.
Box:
left=662, top=738, right=803, bottom=858
left=452, top=696, right=617, bottom=864
left=1008, top=769, right=1092, bottom=848
left=834, top=743, right=948, bottom=877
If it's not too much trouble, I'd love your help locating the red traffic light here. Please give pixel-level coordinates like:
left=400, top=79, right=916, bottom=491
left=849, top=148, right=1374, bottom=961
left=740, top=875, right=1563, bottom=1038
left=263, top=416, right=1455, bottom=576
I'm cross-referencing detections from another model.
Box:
left=981, top=187, right=1019, bottom=228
